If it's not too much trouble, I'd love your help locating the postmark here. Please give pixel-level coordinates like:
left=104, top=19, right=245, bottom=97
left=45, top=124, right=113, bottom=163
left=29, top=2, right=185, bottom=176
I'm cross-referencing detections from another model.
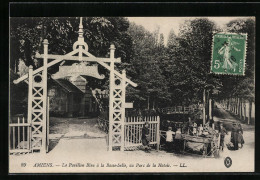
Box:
left=224, top=157, right=232, bottom=168
left=211, top=32, right=247, bottom=75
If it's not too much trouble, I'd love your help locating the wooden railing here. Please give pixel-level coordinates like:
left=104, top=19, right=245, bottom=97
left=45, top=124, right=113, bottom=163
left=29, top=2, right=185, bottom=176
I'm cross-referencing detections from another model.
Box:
left=9, top=117, right=31, bottom=154
left=160, top=106, right=202, bottom=114
left=124, top=116, right=160, bottom=150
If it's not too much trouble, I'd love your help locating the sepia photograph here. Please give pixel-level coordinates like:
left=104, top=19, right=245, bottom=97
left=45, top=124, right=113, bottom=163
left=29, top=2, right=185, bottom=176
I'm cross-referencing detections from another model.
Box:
left=9, top=16, right=255, bottom=173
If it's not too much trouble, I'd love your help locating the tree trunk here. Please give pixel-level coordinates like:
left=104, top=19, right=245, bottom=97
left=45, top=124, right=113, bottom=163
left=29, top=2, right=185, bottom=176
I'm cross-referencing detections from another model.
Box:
left=209, top=98, right=212, bottom=120
left=203, top=89, right=206, bottom=125
left=248, top=101, right=252, bottom=125
left=236, top=97, right=238, bottom=115
left=244, top=101, right=246, bottom=122
left=147, top=96, right=150, bottom=110
left=239, top=98, right=242, bottom=119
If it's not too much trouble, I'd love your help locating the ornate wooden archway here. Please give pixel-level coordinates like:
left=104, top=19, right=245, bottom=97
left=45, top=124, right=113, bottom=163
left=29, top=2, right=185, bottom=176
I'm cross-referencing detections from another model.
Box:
left=14, top=17, right=137, bottom=153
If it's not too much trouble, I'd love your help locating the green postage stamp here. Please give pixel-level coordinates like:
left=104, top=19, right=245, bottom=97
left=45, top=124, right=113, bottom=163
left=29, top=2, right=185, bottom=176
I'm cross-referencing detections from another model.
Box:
left=211, top=32, right=247, bottom=75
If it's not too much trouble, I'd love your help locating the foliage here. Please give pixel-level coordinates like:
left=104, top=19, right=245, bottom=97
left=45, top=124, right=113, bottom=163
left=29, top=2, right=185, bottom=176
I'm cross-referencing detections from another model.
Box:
left=219, top=18, right=255, bottom=102
left=10, top=17, right=255, bottom=110
left=10, top=17, right=133, bottom=89
left=126, top=23, right=170, bottom=108
left=165, top=18, right=222, bottom=105
left=17, top=59, right=29, bottom=77
left=167, top=29, right=177, bottom=48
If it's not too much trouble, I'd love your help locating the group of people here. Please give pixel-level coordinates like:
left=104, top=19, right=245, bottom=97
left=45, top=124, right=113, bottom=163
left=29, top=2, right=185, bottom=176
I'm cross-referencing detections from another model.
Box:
left=230, top=123, right=244, bottom=150
left=186, top=117, right=215, bottom=137
left=219, top=122, right=244, bottom=151
left=141, top=118, right=245, bottom=153
left=142, top=121, right=183, bottom=153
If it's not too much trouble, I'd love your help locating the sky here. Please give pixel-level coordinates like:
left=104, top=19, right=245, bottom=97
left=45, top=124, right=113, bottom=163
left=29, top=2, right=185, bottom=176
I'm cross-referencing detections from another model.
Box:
left=127, top=17, right=253, bottom=45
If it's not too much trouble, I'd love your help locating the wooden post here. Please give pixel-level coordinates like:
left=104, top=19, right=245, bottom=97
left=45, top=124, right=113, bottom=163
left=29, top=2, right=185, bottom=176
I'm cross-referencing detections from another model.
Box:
left=46, top=97, right=50, bottom=153
left=203, top=89, right=206, bottom=125
left=78, top=17, right=84, bottom=61
left=109, top=44, right=115, bottom=151
left=121, top=69, right=126, bottom=151
left=156, top=116, right=160, bottom=151
left=42, top=39, right=48, bottom=153
left=28, top=66, right=33, bottom=151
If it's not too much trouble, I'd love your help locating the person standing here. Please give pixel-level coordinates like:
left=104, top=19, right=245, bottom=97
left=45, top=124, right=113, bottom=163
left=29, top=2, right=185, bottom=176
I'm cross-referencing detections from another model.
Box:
left=198, top=124, right=203, bottom=136
left=192, top=122, right=198, bottom=136
left=238, top=124, right=245, bottom=148
left=187, top=117, right=193, bottom=135
left=142, top=122, right=150, bottom=153
left=165, top=127, right=175, bottom=152
left=231, top=123, right=239, bottom=150
left=174, top=128, right=182, bottom=153
left=219, top=122, right=228, bottom=151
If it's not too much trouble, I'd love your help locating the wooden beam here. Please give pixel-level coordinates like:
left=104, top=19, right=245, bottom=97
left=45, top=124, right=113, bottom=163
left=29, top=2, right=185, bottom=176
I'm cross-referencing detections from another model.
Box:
left=81, top=49, right=137, bottom=87
left=14, top=48, right=137, bottom=88
left=96, top=59, right=137, bottom=87
left=35, top=53, right=121, bottom=63
left=13, top=49, right=79, bottom=84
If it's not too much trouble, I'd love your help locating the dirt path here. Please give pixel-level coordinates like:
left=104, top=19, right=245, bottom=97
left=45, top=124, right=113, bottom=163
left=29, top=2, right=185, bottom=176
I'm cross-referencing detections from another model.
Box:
left=213, top=102, right=254, bottom=167
left=213, top=102, right=254, bottom=131
left=9, top=107, right=255, bottom=173
left=48, top=117, right=107, bottom=152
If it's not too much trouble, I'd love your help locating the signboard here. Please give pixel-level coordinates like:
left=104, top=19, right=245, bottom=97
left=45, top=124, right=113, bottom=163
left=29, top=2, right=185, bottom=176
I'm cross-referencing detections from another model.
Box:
left=125, top=102, right=133, bottom=109
left=52, top=63, right=105, bottom=79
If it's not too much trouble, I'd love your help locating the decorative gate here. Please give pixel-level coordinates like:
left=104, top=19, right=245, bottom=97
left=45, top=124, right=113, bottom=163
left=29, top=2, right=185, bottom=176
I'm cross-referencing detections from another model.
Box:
left=124, top=116, right=160, bottom=151
left=12, top=17, right=137, bottom=153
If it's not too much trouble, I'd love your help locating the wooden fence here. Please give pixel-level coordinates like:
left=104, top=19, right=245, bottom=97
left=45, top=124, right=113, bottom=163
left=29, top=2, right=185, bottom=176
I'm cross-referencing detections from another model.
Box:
left=124, top=116, right=160, bottom=150
left=160, top=106, right=202, bottom=114
left=9, top=117, right=31, bottom=154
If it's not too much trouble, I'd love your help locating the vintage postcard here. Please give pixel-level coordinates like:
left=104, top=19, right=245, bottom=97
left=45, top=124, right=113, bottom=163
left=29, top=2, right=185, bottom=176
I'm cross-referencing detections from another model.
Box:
left=9, top=16, right=255, bottom=173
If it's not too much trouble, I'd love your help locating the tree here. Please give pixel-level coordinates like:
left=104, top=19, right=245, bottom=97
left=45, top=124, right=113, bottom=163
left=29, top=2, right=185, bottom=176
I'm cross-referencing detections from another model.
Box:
left=165, top=18, right=222, bottom=106
left=167, top=29, right=177, bottom=48
left=10, top=17, right=133, bottom=89
left=158, top=33, right=165, bottom=48
left=219, top=18, right=255, bottom=123
left=126, top=23, right=170, bottom=109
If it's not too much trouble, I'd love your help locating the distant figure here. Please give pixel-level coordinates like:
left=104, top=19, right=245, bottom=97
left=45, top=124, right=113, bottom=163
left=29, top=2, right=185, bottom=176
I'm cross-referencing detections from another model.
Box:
left=192, top=122, right=197, bottom=136
left=238, top=124, right=245, bottom=148
left=165, top=127, right=175, bottom=152
left=219, top=122, right=228, bottom=151
left=187, top=117, right=193, bottom=134
left=174, top=128, right=182, bottom=152
left=142, top=122, right=151, bottom=153
left=231, top=123, right=239, bottom=150
left=198, top=124, right=203, bottom=136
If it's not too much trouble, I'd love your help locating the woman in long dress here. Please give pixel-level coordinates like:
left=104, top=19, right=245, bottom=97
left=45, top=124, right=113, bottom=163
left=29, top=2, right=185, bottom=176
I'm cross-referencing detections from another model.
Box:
left=237, top=124, right=245, bottom=148
left=231, top=123, right=239, bottom=150
left=142, top=122, right=150, bottom=153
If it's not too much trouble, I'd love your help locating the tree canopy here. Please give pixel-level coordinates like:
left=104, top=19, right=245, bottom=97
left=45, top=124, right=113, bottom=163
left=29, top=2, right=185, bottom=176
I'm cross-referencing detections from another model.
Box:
left=10, top=17, right=255, bottom=109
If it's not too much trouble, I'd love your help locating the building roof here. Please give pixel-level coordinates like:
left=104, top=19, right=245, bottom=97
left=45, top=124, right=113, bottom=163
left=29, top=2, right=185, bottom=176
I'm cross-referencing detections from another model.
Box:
left=52, top=78, right=83, bottom=94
